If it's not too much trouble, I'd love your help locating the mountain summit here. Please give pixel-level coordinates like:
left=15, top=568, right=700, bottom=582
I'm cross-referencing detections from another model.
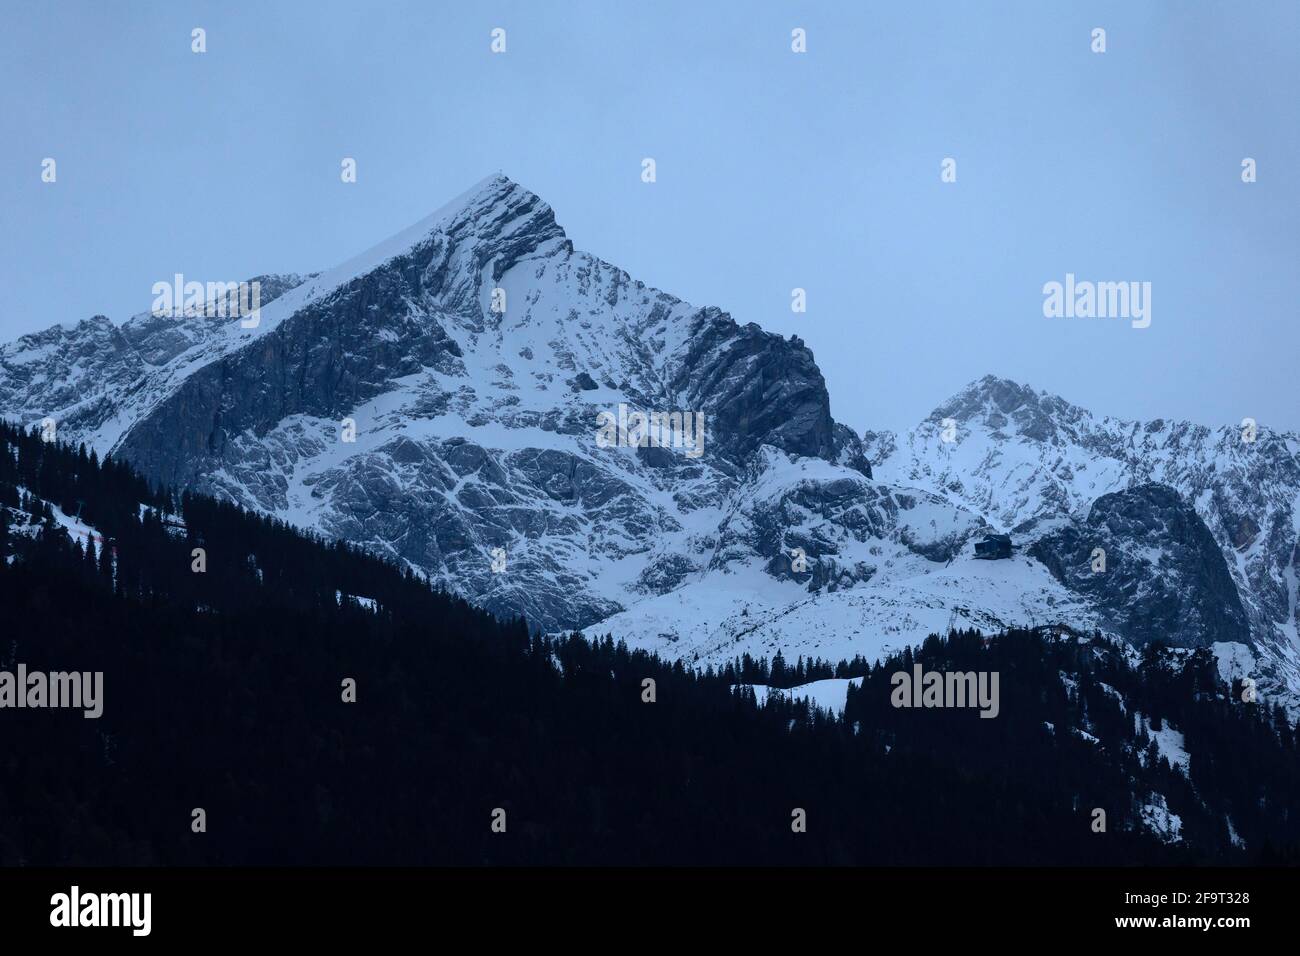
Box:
left=1, top=177, right=1296, bottom=705
left=1, top=175, right=866, bottom=633
left=872, top=374, right=1300, bottom=699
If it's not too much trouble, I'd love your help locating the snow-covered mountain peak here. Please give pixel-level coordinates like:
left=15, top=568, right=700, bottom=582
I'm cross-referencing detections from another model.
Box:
left=872, top=373, right=1300, bottom=701
left=927, top=374, right=1103, bottom=444
left=2, top=174, right=869, bottom=634
left=357, top=171, right=568, bottom=280
left=2, top=184, right=1297, bottom=710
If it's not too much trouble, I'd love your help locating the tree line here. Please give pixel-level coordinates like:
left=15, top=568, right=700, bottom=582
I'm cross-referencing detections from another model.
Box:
left=1, top=418, right=1296, bottom=865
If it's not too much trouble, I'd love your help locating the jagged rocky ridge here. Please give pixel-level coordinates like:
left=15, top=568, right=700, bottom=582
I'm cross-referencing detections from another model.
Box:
left=1, top=177, right=1296, bottom=705
left=1027, top=484, right=1250, bottom=649
left=1, top=176, right=875, bottom=634
left=868, top=376, right=1300, bottom=700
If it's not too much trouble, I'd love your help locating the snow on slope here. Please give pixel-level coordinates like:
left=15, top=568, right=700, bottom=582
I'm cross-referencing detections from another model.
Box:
left=1141, top=794, right=1184, bottom=844
left=868, top=376, right=1300, bottom=700
left=2, top=175, right=871, bottom=638
left=586, top=550, right=1103, bottom=666
left=739, top=677, right=864, bottom=715
left=1135, top=713, right=1191, bottom=776
left=2, top=181, right=1295, bottom=706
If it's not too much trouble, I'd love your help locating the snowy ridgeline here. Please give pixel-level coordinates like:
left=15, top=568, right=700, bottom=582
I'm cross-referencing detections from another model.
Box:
left=1, top=175, right=1296, bottom=710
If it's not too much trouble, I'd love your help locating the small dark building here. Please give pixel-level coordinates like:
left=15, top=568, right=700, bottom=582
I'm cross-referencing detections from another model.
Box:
left=973, top=532, right=1012, bottom=560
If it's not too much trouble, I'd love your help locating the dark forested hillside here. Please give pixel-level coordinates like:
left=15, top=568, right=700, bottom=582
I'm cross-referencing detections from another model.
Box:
left=1, top=419, right=1297, bottom=865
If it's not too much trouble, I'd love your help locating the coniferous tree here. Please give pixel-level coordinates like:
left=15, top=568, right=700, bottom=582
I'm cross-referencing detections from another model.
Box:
left=0, top=416, right=1297, bottom=866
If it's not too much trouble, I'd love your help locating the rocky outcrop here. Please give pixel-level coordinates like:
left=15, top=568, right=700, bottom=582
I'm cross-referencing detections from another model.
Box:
left=674, top=312, right=840, bottom=465
left=872, top=374, right=1300, bottom=696
left=1, top=185, right=1293, bottom=699
left=1029, top=484, right=1250, bottom=648
left=0, top=175, right=872, bottom=634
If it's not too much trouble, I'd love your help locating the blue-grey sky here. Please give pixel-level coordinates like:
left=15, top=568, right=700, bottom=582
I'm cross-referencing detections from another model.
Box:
left=2, top=1, right=1296, bottom=433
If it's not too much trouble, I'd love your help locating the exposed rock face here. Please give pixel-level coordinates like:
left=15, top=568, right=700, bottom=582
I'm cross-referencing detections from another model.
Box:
left=0, top=275, right=313, bottom=447
left=673, top=315, right=837, bottom=464
left=1, top=175, right=868, bottom=634
left=1, top=183, right=1294, bottom=708
left=870, top=374, right=1300, bottom=698
left=1029, top=483, right=1250, bottom=649
left=0, top=315, right=143, bottom=441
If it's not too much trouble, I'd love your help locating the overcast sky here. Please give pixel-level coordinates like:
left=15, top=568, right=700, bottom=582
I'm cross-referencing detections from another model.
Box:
left=1, top=0, right=1296, bottom=433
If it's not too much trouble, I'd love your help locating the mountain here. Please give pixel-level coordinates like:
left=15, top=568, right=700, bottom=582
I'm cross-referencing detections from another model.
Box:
left=1, top=177, right=1297, bottom=708
left=0, top=174, right=921, bottom=642
left=867, top=375, right=1300, bottom=701
left=1028, top=483, right=1250, bottom=650
left=20, top=417, right=1298, bottom=865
